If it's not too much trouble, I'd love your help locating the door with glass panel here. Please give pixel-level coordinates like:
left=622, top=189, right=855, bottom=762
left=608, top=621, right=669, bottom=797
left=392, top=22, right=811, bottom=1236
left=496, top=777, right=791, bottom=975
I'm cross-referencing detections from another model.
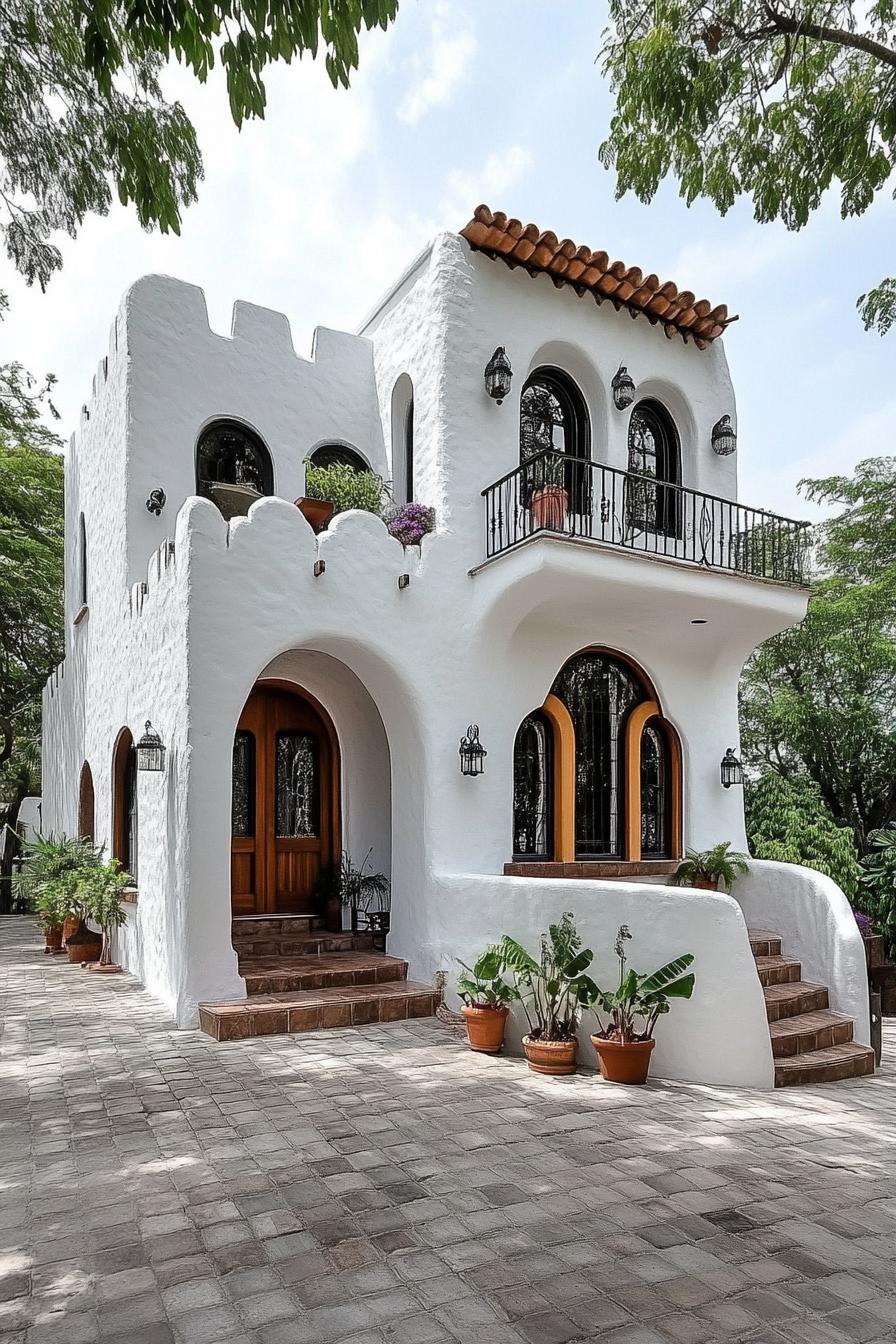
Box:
left=231, top=685, right=338, bottom=915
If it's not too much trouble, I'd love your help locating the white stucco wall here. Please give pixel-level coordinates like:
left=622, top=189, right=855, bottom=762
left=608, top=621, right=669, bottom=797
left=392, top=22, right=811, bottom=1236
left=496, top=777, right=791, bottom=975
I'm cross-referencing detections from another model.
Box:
left=734, top=859, right=871, bottom=1045
left=41, top=233, right=815, bottom=1080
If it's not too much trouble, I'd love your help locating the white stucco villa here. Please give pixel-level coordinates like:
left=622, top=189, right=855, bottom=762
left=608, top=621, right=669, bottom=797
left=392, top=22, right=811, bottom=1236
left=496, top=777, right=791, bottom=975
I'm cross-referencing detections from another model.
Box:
left=41, top=205, right=874, bottom=1088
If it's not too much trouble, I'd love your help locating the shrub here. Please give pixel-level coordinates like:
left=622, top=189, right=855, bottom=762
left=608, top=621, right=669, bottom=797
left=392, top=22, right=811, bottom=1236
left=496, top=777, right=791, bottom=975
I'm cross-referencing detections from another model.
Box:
left=861, top=826, right=896, bottom=959
left=745, top=773, right=862, bottom=899
left=304, top=463, right=384, bottom=515
left=384, top=502, right=435, bottom=548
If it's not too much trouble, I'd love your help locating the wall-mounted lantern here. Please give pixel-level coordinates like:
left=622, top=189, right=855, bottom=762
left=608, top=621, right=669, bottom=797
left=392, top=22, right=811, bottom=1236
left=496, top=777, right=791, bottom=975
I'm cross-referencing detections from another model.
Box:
left=459, top=725, right=487, bottom=776
left=136, top=721, right=166, bottom=772
left=720, top=747, right=743, bottom=789
left=484, top=347, right=513, bottom=405
left=711, top=415, right=737, bottom=456
left=146, top=488, right=166, bottom=516
left=611, top=365, right=636, bottom=411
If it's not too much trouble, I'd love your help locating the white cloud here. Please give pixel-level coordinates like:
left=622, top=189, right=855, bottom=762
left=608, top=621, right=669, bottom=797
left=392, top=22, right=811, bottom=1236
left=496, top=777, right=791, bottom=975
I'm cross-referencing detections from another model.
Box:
left=671, top=226, right=800, bottom=298
left=397, top=3, right=476, bottom=126
left=439, top=145, right=534, bottom=221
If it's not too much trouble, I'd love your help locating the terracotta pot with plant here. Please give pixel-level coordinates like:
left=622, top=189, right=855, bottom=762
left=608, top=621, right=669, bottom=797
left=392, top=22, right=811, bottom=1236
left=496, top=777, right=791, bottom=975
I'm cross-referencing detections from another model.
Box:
left=34, top=883, right=68, bottom=954
left=588, top=925, right=695, bottom=1085
left=529, top=454, right=568, bottom=532
left=456, top=946, right=519, bottom=1053
left=79, top=860, right=131, bottom=973
left=14, top=833, right=102, bottom=954
left=297, top=462, right=384, bottom=534
left=498, top=913, right=597, bottom=1075
left=669, top=842, right=749, bottom=892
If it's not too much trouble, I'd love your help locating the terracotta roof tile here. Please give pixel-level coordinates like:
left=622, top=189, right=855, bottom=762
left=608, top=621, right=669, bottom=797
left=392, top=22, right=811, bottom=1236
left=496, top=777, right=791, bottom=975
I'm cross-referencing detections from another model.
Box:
left=460, top=205, right=738, bottom=348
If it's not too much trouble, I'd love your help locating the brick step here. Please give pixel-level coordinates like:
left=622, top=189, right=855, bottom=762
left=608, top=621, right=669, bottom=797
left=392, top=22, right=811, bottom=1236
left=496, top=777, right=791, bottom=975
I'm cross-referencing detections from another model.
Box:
left=769, top=1009, right=855, bottom=1058
left=749, top=929, right=782, bottom=957
left=198, top=981, right=440, bottom=1041
left=754, top=955, right=802, bottom=987
left=231, top=914, right=325, bottom=939
left=232, top=933, right=376, bottom=958
left=775, top=1043, right=876, bottom=1087
left=240, top=953, right=408, bottom=996
left=763, top=980, right=829, bottom=1022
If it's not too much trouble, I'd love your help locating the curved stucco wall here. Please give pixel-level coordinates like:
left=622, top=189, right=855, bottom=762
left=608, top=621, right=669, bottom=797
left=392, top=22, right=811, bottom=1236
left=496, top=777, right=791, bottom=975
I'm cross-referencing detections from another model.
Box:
left=734, top=859, right=870, bottom=1045
left=425, top=874, right=774, bottom=1088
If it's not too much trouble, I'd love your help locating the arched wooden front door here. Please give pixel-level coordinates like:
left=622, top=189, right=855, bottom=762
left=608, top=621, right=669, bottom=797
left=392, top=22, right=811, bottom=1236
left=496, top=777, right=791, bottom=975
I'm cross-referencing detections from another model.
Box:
left=231, top=684, right=340, bottom=916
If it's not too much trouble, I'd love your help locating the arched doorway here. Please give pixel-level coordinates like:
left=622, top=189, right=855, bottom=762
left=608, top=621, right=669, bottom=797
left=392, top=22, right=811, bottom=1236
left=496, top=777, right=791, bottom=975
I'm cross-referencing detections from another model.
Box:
left=231, top=683, right=340, bottom=916
left=78, top=762, right=95, bottom=842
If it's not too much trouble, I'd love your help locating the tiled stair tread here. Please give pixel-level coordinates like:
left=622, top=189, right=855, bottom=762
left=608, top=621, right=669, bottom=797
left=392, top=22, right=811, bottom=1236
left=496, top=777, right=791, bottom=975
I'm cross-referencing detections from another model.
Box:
left=214, top=980, right=437, bottom=1007
left=240, top=953, right=406, bottom=973
left=198, top=981, right=440, bottom=1040
left=232, top=935, right=376, bottom=956
left=754, top=955, right=802, bottom=986
left=769, top=1011, right=855, bottom=1058
left=762, top=981, right=829, bottom=1021
left=775, top=1043, right=876, bottom=1087
left=748, top=930, right=783, bottom=956
left=240, top=953, right=409, bottom=993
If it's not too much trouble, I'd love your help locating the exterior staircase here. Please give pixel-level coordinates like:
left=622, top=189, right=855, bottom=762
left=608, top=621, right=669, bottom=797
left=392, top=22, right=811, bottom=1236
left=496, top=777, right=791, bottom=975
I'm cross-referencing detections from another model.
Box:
left=749, top=929, right=875, bottom=1086
left=198, top=914, right=440, bottom=1041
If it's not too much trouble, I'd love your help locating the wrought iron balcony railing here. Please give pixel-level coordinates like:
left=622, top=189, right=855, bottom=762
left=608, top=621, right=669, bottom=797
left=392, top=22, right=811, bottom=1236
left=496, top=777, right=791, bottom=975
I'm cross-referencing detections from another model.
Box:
left=482, top=451, right=811, bottom=586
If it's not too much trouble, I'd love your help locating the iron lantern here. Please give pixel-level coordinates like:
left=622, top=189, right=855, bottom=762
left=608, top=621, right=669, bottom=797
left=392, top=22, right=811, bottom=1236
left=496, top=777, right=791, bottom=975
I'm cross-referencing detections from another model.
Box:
left=459, top=725, right=487, bottom=776
left=720, top=747, right=743, bottom=789
left=136, top=721, right=166, bottom=772
left=611, top=365, right=636, bottom=411
left=484, top=347, right=513, bottom=405
left=711, top=414, right=737, bottom=456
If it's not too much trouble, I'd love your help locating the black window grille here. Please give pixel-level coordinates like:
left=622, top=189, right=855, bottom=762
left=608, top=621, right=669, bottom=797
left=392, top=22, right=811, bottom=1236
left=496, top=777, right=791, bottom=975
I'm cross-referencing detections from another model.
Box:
left=513, top=713, right=554, bottom=859
left=275, top=732, right=319, bottom=838
left=308, top=444, right=370, bottom=473
left=196, top=421, right=273, bottom=499
left=124, top=747, right=138, bottom=882
left=552, top=653, right=645, bottom=858
left=626, top=401, right=681, bottom=538
left=640, top=720, right=670, bottom=857
left=231, top=731, right=255, bottom=837
left=520, top=370, right=590, bottom=513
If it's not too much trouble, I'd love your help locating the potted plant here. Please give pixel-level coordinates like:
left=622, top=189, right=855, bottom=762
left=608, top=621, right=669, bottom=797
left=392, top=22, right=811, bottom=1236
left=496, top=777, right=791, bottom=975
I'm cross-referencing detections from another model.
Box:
left=14, top=833, right=102, bottom=952
left=498, top=913, right=597, bottom=1075
left=456, top=946, right=519, bottom=1053
left=341, top=850, right=390, bottom=939
left=297, top=462, right=384, bottom=533
left=530, top=455, right=568, bottom=532
left=588, top=925, right=695, bottom=1085
left=384, top=502, right=436, bottom=548
left=670, top=842, right=749, bottom=891
left=34, top=881, right=69, bottom=954
left=79, top=860, right=131, bottom=973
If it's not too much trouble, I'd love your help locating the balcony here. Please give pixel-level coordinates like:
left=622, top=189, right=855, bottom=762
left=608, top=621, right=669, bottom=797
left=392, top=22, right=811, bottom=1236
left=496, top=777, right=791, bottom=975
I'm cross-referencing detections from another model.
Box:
left=482, top=452, right=810, bottom=587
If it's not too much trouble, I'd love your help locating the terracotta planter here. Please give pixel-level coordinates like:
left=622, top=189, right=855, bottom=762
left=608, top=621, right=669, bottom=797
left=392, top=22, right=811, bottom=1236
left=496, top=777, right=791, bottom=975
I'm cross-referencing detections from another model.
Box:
left=44, top=926, right=64, bottom=954
left=523, top=1034, right=578, bottom=1075
left=66, top=924, right=102, bottom=964
left=462, top=1004, right=509, bottom=1054
left=89, top=962, right=123, bottom=974
left=296, top=497, right=335, bottom=533
left=693, top=876, right=719, bottom=891
left=592, top=1034, right=656, bottom=1085
left=531, top=485, right=568, bottom=532
left=63, top=914, right=80, bottom=944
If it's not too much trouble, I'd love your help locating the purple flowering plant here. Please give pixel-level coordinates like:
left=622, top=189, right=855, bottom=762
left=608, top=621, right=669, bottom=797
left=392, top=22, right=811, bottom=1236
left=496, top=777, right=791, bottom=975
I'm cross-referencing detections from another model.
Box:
left=852, top=908, right=874, bottom=938
left=385, top=501, right=435, bottom=548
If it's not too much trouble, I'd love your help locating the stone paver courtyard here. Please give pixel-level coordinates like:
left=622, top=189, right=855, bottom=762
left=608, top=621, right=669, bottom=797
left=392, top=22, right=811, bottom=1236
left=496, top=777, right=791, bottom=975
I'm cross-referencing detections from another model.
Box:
left=2, top=918, right=896, bottom=1344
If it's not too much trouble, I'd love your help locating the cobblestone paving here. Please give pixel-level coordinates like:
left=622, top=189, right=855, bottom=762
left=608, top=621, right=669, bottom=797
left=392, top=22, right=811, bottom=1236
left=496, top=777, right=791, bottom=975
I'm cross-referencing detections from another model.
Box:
left=2, top=917, right=895, bottom=1344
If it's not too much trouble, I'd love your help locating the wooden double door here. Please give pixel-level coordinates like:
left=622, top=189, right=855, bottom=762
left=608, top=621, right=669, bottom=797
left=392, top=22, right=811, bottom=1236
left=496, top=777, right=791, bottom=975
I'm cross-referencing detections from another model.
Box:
left=231, top=684, right=339, bottom=915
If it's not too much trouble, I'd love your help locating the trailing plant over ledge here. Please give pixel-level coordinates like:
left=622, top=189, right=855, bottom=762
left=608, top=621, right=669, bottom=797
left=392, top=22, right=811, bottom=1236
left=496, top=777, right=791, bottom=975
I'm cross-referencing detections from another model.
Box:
left=498, top=913, right=597, bottom=1042
left=304, top=463, right=384, bottom=515
left=589, top=925, right=695, bottom=1044
left=670, top=842, right=749, bottom=891
left=384, top=502, right=435, bottom=548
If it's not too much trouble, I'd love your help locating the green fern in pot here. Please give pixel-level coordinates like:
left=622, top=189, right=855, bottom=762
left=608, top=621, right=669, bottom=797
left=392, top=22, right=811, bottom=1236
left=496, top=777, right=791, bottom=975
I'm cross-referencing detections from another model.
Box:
left=670, top=842, right=749, bottom=892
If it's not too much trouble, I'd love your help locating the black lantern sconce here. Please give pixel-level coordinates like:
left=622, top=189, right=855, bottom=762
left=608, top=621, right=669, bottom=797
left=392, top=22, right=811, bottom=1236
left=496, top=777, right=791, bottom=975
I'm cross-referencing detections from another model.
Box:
left=720, top=747, right=743, bottom=789
left=711, top=415, right=737, bottom=456
left=611, top=365, right=636, bottom=411
left=484, top=347, right=513, bottom=405
left=136, top=721, right=166, bottom=772
left=146, top=488, right=166, bottom=516
left=459, top=725, right=487, bottom=776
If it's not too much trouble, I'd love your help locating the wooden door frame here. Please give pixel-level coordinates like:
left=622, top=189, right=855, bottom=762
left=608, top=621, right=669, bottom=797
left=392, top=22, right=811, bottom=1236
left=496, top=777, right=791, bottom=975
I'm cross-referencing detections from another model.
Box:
left=233, top=679, right=341, bottom=914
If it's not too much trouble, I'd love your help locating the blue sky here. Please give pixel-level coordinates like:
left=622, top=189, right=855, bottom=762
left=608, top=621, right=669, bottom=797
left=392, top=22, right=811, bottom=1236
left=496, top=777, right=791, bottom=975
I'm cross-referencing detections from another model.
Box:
left=2, top=0, right=892, bottom=519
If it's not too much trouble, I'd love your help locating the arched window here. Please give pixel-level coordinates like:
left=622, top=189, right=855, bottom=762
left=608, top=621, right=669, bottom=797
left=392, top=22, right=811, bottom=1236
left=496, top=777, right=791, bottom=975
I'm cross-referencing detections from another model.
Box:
left=196, top=421, right=273, bottom=509
left=640, top=720, right=670, bottom=857
left=308, top=444, right=370, bottom=473
left=112, top=729, right=138, bottom=882
left=626, top=401, right=681, bottom=538
left=78, top=762, right=95, bottom=842
left=551, top=652, right=645, bottom=858
left=513, top=712, right=553, bottom=859
left=78, top=513, right=87, bottom=608
left=520, top=370, right=589, bottom=514
left=391, top=376, right=415, bottom=504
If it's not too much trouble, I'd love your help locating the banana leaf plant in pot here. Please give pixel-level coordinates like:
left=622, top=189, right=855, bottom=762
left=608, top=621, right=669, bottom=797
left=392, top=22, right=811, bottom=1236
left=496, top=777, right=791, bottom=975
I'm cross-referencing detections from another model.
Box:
left=498, top=913, right=597, bottom=1075
left=670, top=842, right=748, bottom=892
left=456, top=946, right=519, bottom=1054
left=588, top=925, right=695, bottom=1085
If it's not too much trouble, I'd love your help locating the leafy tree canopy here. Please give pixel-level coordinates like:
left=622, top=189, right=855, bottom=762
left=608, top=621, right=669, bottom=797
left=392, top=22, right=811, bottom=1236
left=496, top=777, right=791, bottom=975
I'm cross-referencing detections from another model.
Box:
left=0, top=0, right=397, bottom=288
left=745, top=772, right=862, bottom=898
left=599, top=0, right=896, bottom=331
left=740, top=457, right=896, bottom=850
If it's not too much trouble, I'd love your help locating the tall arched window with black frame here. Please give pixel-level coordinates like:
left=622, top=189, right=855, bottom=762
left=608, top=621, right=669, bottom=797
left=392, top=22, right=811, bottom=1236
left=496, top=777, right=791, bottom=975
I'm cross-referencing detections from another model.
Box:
left=625, top=401, right=681, bottom=538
